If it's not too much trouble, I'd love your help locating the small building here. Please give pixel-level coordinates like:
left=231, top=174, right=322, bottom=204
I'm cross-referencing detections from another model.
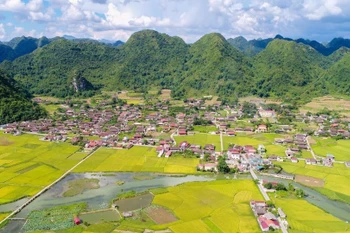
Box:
left=123, top=212, right=133, bottom=218
left=74, top=217, right=81, bottom=225
left=345, top=161, right=350, bottom=168
left=291, top=157, right=298, bottom=163
left=258, top=144, right=266, bottom=153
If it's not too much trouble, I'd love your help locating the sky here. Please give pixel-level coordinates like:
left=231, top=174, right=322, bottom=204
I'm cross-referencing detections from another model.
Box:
left=0, top=0, right=350, bottom=43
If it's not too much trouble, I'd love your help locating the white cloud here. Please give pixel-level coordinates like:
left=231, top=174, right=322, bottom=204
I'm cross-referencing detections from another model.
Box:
left=1, top=0, right=350, bottom=42
left=0, top=24, right=6, bottom=40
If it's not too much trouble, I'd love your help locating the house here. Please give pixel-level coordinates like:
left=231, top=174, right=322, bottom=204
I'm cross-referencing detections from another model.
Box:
left=178, top=129, right=187, bottom=135
left=256, top=124, right=268, bottom=133
left=258, top=144, right=266, bottom=153
left=258, top=215, right=280, bottom=231
left=250, top=200, right=268, bottom=216
left=306, top=158, right=317, bottom=165
left=345, top=161, right=350, bottom=168
left=197, top=163, right=217, bottom=171
left=326, top=154, right=335, bottom=162
left=291, top=157, right=298, bottom=163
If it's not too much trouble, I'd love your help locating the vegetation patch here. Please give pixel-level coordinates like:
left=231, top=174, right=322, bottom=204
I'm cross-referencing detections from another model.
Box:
left=311, top=137, right=350, bottom=161
left=63, top=178, right=100, bottom=197
left=22, top=203, right=87, bottom=232
left=133, top=175, right=155, bottom=181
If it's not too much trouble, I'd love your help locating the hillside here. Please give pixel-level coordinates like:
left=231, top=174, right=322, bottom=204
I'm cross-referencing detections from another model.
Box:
left=0, top=70, right=47, bottom=124
left=322, top=53, right=350, bottom=95
left=1, top=30, right=350, bottom=102
left=253, top=39, right=326, bottom=100
left=2, top=39, right=119, bottom=97
left=0, top=36, right=51, bottom=63
left=110, top=30, right=189, bottom=91
left=176, top=33, right=255, bottom=98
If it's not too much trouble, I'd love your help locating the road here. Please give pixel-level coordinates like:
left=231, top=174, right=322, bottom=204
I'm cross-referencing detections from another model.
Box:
left=0, top=147, right=101, bottom=226
left=306, top=136, right=319, bottom=160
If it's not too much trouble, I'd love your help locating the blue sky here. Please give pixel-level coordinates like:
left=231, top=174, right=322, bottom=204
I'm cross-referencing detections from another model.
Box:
left=0, top=0, right=350, bottom=43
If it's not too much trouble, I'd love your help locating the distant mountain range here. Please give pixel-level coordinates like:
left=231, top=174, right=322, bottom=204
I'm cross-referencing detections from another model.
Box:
left=0, top=36, right=125, bottom=63
left=228, top=35, right=350, bottom=56
left=1, top=30, right=350, bottom=108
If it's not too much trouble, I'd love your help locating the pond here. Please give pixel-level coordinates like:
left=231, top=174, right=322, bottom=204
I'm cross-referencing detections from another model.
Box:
left=6, top=173, right=215, bottom=218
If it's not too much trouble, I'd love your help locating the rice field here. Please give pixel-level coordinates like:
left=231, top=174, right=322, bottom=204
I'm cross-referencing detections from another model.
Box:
left=274, top=161, right=350, bottom=199
left=74, top=146, right=199, bottom=174
left=174, top=134, right=221, bottom=152
left=152, top=180, right=263, bottom=233
left=0, top=134, right=81, bottom=204
left=311, top=137, right=350, bottom=161
left=223, top=133, right=287, bottom=156
left=274, top=198, right=348, bottom=233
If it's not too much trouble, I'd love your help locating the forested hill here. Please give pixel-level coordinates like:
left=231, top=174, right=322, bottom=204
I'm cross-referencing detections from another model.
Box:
left=0, top=71, right=47, bottom=124
left=1, top=30, right=350, bottom=103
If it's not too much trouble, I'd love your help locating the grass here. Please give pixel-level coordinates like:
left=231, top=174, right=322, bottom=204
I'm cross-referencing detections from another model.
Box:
left=74, top=146, right=199, bottom=174
left=174, top=134, right=221, bottom=152
left=311, top=137, right=350, bottom=161
left=0, top=134, right=82, bottom=204
left=63, top=178, right=100, bottom=197
left=151, top=180, right=263, bottom=233
left=193, top=125, right=217, bottom=133
left=223, top=133, right=287, bottom=156
left=274, top=160, right=350, bottom=200
left=40, top=104, right=62, bottom=114
left=273, top=198, right=349, bottom=233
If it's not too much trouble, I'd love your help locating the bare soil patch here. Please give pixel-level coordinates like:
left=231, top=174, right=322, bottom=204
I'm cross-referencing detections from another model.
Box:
left=295, top=175, right=324, bottom=187
left=0, top=137, right=13, bottom=146
left=145, top=206, right=177, bottom=224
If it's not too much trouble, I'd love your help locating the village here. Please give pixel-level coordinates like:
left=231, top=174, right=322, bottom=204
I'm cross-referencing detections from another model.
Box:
left=1, top=93, right=350, bottom=233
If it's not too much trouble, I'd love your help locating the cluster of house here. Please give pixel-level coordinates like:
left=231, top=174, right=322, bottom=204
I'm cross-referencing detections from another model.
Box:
left=314, top=121, right=350, bottom=138
left=305, top=154, right=335, bottom=167
left=250, top=200, right=284, bottom=232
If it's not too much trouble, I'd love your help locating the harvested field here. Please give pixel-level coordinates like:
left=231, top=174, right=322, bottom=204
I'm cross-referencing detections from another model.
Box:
left=300, top=96, right=350, bottom=117
left=0, top=137, right=13, bottom=146
left=295, top=175, right=324, bottom=187
left=145, top=205, right=177, bottom=224
left=160, top=89, right=171, bottom=99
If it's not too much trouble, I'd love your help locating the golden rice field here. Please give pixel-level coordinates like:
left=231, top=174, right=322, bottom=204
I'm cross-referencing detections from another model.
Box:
left=274, top=160, right=350, bottom=203
left=274, top=198, right=348, bottom=233
left=311, top=137, right=350, bottom=161
left=0, top=134, right=82, bottom=204
left=74, top=146, right=199, bottom=174
left=223, top=133, right=288, bottom=156
left=152, top=180, right=263, bottom=233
